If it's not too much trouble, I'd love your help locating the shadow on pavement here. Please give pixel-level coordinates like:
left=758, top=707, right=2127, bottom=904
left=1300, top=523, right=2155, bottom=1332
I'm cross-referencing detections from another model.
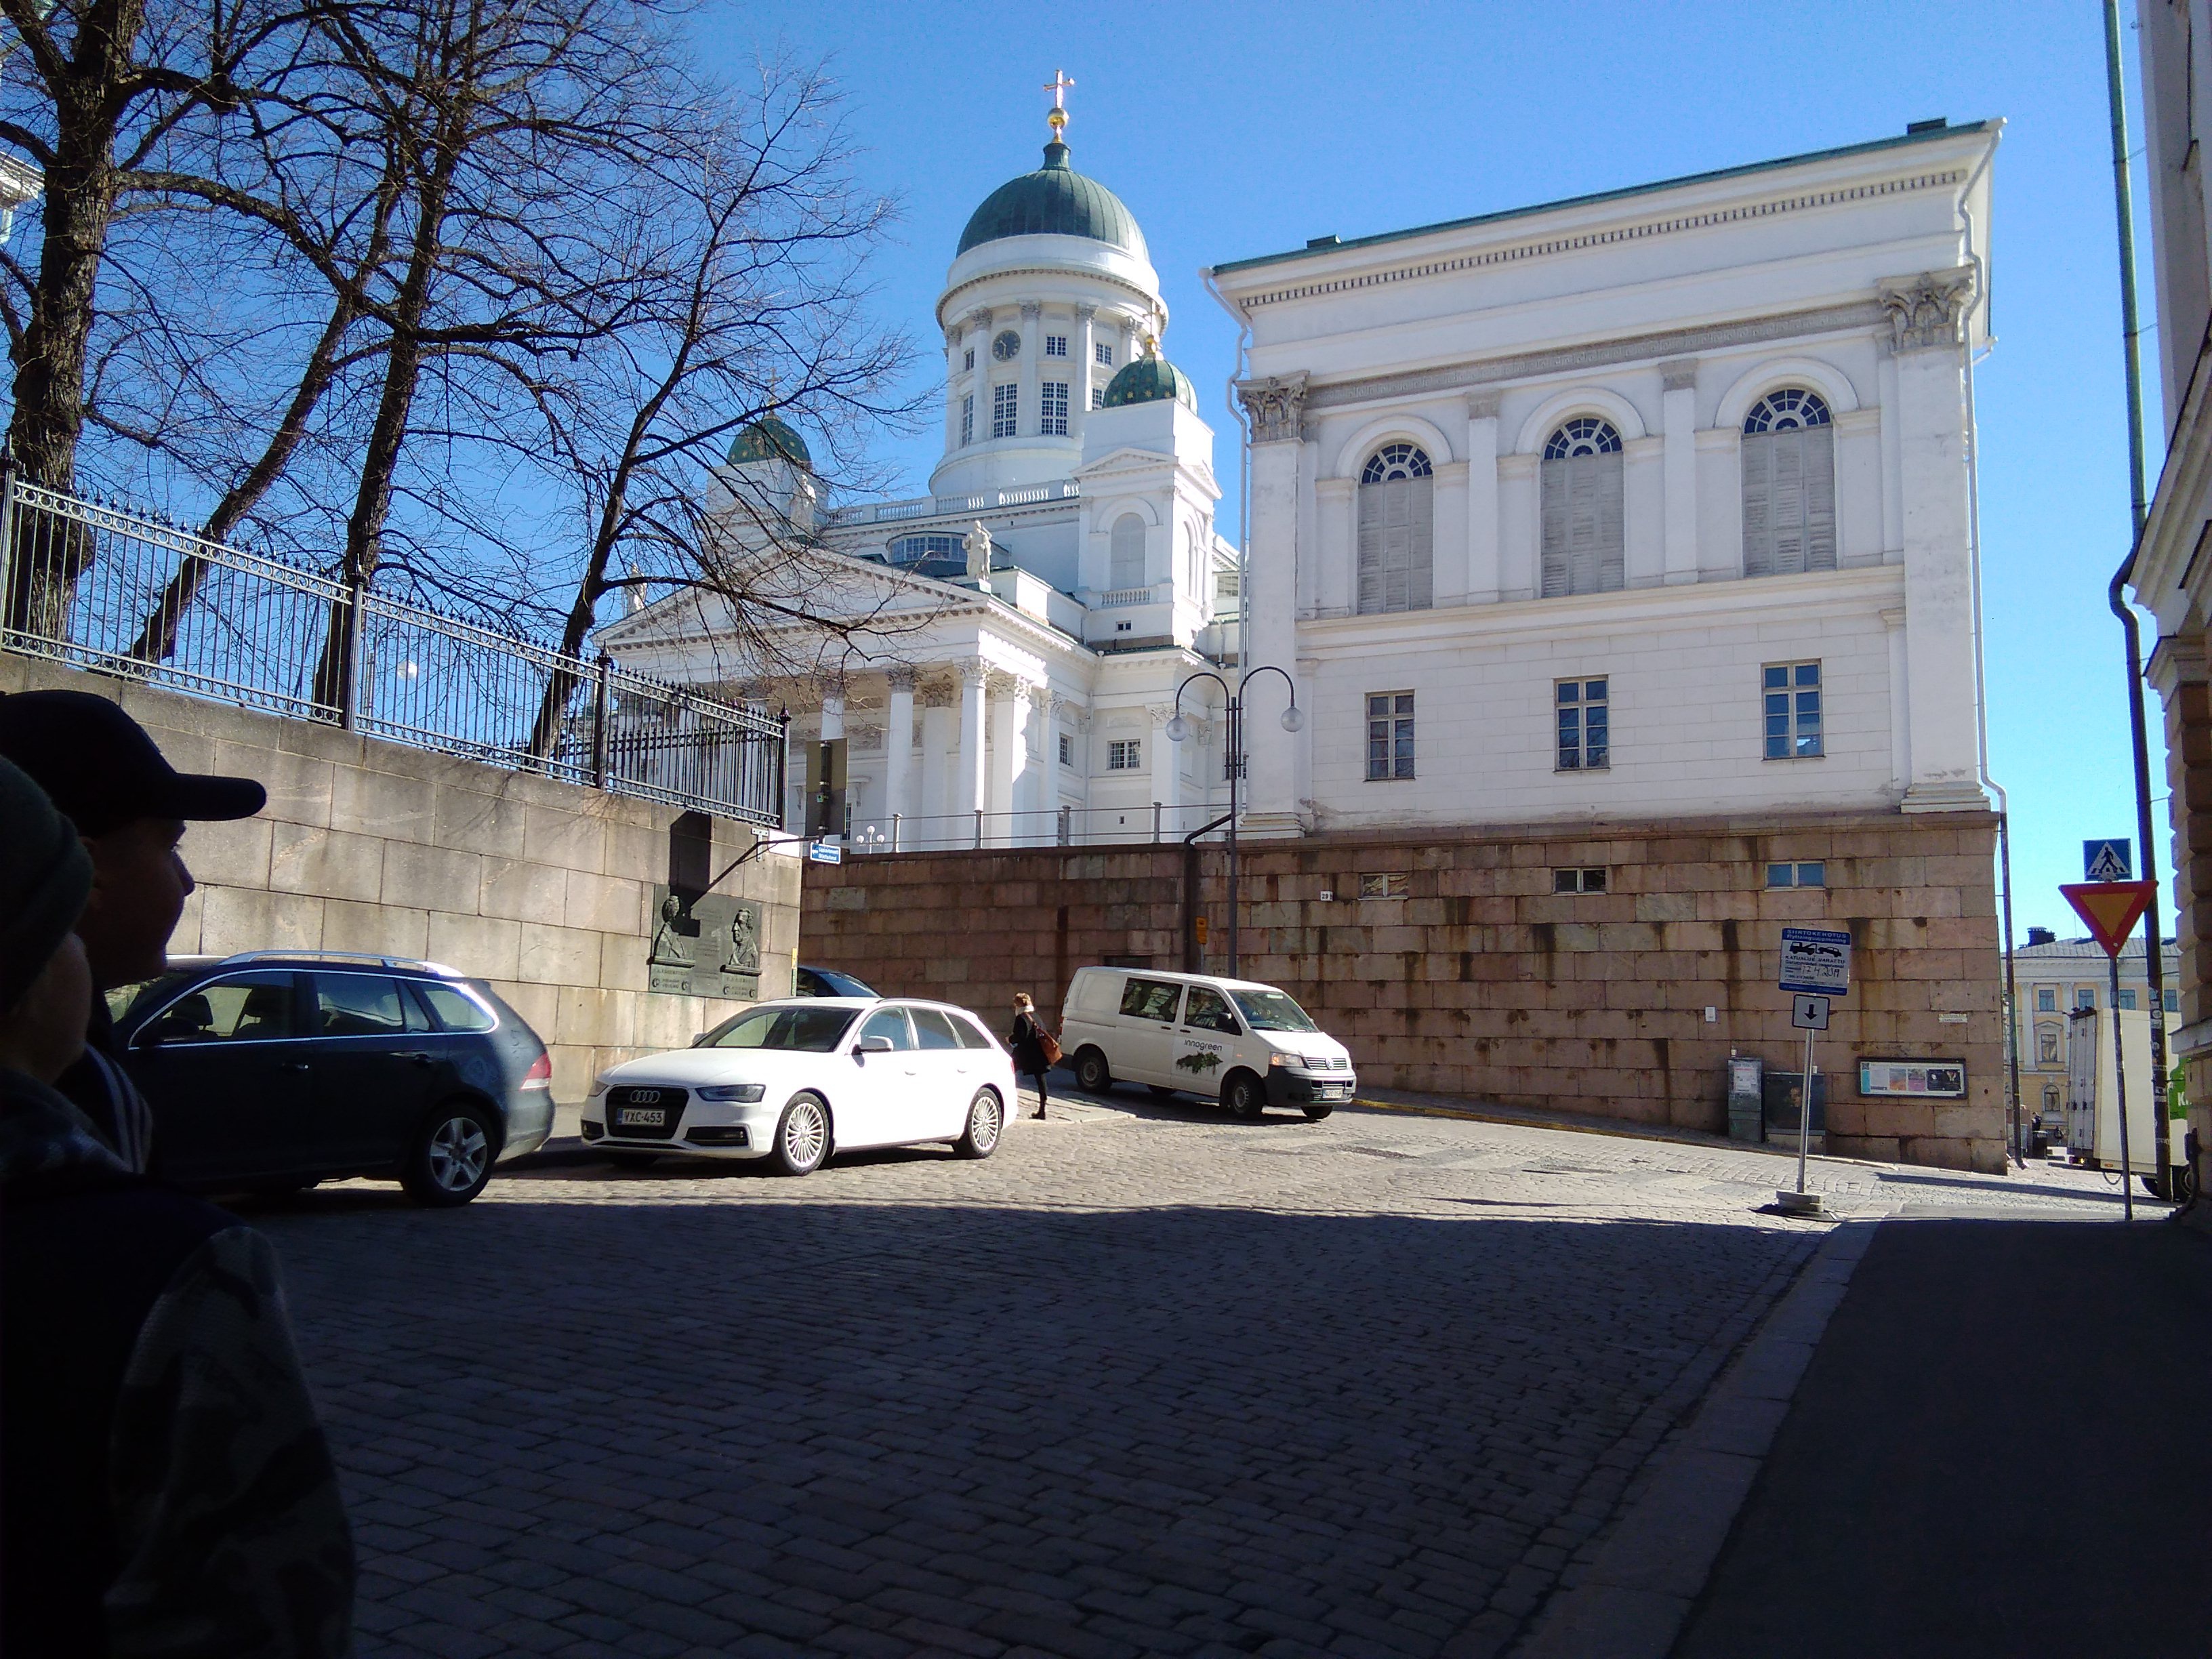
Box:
left=1675, top=1217, right=2212, bottom=1659
left=1873, top=1168, right=2148, bottom=1208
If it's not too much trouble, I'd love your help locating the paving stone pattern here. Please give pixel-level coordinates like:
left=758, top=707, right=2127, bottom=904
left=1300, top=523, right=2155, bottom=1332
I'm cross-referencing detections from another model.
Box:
left=256, top=1101, right=2128, bottom=1659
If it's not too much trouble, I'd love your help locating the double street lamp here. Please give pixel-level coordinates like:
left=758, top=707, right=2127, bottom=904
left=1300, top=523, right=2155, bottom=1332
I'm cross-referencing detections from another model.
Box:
left=1166, top=664, right=1302, bottom=976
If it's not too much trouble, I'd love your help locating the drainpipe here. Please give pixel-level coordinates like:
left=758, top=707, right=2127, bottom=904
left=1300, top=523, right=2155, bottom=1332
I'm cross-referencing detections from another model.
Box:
left=2104, top=0, right=2174, bottom=1193
left=1204, top=266, right=1254, bottom=686
left=1952, top=131, right=2023, bottom=1165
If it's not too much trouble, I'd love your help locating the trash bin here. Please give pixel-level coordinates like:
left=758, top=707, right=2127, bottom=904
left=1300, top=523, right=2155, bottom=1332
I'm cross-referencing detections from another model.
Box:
left=1727, top=1054, right=1765, bottom=1143
left=1763, top=1069, right=1826, bottom=1155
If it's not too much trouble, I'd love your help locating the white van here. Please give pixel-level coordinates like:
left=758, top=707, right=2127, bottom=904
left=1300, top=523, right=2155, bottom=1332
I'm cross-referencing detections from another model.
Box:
left=1059, top=966, right=1355, bottom=1120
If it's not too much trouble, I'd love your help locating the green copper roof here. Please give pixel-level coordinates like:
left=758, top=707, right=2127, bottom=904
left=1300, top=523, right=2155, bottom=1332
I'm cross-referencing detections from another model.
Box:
left=957, top=141, right=1147, bottom=259
left=726, top=414, right=811, bottom=469
left=1101, top=352, right=1195, bottom=410
left=1209, top=119, right=2001, bottom=276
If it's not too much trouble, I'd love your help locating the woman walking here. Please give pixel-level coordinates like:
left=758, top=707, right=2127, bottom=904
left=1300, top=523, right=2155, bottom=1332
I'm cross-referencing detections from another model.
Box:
left=1009, top=993, right=1056, bottom=1120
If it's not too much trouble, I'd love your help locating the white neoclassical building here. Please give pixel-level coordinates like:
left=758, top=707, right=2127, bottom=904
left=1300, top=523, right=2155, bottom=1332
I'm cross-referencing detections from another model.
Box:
left=1210, top=118, right=2002, bottom=840
left=598, top=99, right=1243, bottom=851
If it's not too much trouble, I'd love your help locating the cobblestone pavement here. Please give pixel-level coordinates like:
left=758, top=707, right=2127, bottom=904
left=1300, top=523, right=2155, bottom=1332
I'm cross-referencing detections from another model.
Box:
left=252, top=1091, right=2142, bottom=1659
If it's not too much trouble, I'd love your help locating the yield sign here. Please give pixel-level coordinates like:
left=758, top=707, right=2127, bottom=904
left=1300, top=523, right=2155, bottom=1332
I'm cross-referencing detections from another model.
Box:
left=2060, top=880, right=2156, bottom=958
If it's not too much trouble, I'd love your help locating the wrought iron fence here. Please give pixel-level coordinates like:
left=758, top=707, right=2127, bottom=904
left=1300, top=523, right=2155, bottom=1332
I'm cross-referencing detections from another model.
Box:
left=0, top=469, right=788, bottom=828
left=836, top=800, right=1231, bottom=853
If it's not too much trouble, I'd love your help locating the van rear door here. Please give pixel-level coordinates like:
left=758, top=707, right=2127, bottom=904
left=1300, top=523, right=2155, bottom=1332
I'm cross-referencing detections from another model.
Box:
left=1114, top=976, right=1187, bottom=1084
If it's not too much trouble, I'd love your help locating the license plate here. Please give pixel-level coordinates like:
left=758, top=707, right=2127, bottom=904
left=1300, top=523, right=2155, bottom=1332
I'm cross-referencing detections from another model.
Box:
left=616, top=1107, right=666, bottom=1128
left=1323, top=1084, right=1349, bottom=1098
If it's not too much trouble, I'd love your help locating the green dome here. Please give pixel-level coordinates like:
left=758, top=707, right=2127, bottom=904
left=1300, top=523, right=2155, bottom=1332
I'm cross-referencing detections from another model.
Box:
left=1101, top=352, right=1195, bottom=410
left=726, top=414, right=811, bottom=468
left=956, top=142, right=1147, bottom=259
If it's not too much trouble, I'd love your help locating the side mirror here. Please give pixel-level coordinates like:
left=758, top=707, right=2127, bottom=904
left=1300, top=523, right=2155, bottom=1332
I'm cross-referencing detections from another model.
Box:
left=857, top=1035, right=893, bottom=1054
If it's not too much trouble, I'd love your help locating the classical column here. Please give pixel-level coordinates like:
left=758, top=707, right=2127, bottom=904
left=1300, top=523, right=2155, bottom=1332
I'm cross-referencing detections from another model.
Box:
left=942, top=329, right=963, bottom=455
left=815, top=687, right=844, bottom=841
left=1881, top=269, right=1987, bottom=811
left=920, top=688, right=952, bottom=846
left=1497, top=451, right=1540, bottom=600
left=1465, top=390, right=1502, bottom=605
left=1315, top=477, right=1355, bottom=617
left=884, top=668, right=915, bottom=842
left=1880, top=606, right=1910, bottom=794
left=1624, top=435, right=1664, bottom=588
left=986, top=676, right=1019, bottom=844
left=1148, top=703, right=1183, bottom=834
left=1235, top=373, right=1308, bottom=834
left=1660, top=360, right=1700, bottom=586
left=966, top=308, right=994, bottom=462
left=1019, top=301, right=1042, bottom=439
left=1073, top=303, right=1097, bottom=441
left=1431, top=461, right=1469, bottom=609
left=1017, top=685, right=1050, bottom=840
left=954, top=661, right=988, bottom=830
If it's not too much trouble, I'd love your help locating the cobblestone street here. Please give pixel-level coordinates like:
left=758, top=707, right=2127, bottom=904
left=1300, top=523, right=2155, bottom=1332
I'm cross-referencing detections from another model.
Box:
left=255, top=1096, right=2140, bottom=1659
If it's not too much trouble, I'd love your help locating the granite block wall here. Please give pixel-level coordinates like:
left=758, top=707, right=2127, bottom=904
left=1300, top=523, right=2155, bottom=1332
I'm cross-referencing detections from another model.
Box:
left=4, top=656, right=801, bottom=1102
left=801, top=808, right=2006, bottom=1172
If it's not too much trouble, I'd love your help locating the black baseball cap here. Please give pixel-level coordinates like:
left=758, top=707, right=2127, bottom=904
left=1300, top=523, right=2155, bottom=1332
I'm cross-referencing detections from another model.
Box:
left=0, top=689, right=266, bottom=838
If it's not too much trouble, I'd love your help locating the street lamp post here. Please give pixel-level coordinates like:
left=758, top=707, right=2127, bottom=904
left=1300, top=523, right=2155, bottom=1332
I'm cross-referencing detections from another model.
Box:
left=1166, top=664, right=1303, bottom=976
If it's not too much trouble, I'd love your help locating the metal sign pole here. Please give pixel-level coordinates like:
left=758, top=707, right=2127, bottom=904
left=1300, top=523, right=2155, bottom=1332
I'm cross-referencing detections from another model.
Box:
left=2111, top=951, right=2134, bottom=1223
left=1798, top=1025, right=1816, bottom=1195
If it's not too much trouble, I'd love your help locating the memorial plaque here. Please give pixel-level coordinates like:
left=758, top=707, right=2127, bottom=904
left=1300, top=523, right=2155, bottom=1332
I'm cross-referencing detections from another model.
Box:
left=649, top=884, right=763, bottom=1000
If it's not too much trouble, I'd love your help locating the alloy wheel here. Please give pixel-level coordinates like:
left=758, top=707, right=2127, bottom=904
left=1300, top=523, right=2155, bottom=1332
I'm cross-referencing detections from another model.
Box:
left=427, top=1115, right=490, bottom=1192
left=783, top=1099, right=827, bottom=1170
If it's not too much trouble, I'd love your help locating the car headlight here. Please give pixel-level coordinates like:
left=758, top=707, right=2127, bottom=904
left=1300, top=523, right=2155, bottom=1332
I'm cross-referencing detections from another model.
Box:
left=587, top=1077, right=609, bottom=1100
left=697, top=1084, right=766, bottom=1103
left=1269, top=1053, right=1292, bottom=1068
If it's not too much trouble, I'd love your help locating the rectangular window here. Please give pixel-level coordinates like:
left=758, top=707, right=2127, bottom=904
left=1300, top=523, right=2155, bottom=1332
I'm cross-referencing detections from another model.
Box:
left=2118, top=988, right=2139, bottom=1010
left=960, top=395, right=972, bottom=446
left=1107, top=738, right=1141, bottom=771
left=1763, top=661, right=1823, bottom=758
left=1091, top=386, right=1105, bottom=409
left=1553, top=867, right=1607, bottom=894
left=991, top=382, right=1018, bottom=439
left=2036, top=987, right=2056, bottom=1012
left=1765, top=861, right=1826, bottom=889
left=1096, top=342, right=1114, bottom=366
left=963, top=348, right=975, bottom=371
left=1059, top=733, right=1073, bottom=767
left=1045, top=334, right=1068, bottom=358
left=2076, top=987, right=2096, bottom=1010
left=1042, top=380, right=1069, bottom=436
left=1366, top=692, right=1415, bottom=781
left=1556, top=678, right=1610, bottom=770
left=2167, top=988, right=2182, bottom=1012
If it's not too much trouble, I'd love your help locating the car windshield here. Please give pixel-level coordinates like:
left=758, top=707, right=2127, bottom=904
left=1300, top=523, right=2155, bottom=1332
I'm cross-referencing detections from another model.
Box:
left=108, top=970, right=195, bottom=1027
left=704, top=1005, right=858, bottom=1052
left=1230, top=988, right=1319, bottom=1033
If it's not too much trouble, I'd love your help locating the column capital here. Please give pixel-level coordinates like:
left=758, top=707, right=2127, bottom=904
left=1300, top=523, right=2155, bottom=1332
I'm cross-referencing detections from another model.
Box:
left=1879, top=606, right=1907, bottom=632
left=967, top=308, right=994, bottom=333
left=956, top=658, right=990, bottom=687
left=1878, top=268, right=1976, bottom=353
left=1659, top=358, right=1700, bottom=392
left=1465, top=388, right=1503, bottom=422
left=1074, top=302, right=1097, bottom=321
left=1237, top=372, right=1309, bottom=444
left=1019, top=300, right=1042, bottom=320
left=886, top=665, right=918, bottom=693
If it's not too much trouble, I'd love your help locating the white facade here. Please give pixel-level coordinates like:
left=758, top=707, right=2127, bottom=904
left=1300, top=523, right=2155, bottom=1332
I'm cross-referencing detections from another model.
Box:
left=1210, top=121, right=1999, bottom=836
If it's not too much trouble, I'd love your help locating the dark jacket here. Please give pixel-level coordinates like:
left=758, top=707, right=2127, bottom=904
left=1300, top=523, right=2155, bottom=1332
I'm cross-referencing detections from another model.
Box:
left=57, top=994, right=156, bottom=1173
left=1, top=1069, right=355, bottom=1656
left=1008, top=1012, right=1050, bottom=1076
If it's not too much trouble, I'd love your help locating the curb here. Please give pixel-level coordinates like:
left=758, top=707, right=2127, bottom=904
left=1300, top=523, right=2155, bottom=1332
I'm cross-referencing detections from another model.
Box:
left=1509, top=1216, right=1883, bottom=1659
left=1348, top=1092, right=1900, bottom=1172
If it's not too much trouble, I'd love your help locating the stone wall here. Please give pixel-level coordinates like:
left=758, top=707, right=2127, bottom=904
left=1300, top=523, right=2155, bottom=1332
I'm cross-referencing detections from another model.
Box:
left=3, top=656, right=801, bottom=1101
left=801, top=808, right=2007, bottom=1172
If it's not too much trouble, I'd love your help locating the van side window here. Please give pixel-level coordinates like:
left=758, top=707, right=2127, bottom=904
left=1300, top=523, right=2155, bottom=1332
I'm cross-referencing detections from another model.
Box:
left=1183, top=986, right=1240, bottom=1033
left=1120, top=978, right=1185, bottom=1021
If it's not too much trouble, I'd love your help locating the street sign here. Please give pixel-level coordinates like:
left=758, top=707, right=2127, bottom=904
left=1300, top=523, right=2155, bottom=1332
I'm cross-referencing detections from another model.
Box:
left=2083, top=838, right=2133, bottom=882
left=806, top=840, right=843, bottom=865
left=1790, top=994, right=1830, bottom=1031
left=1778, top=926, right=1851, bottom=996
left=2060, top=879, right=2154, bottom=957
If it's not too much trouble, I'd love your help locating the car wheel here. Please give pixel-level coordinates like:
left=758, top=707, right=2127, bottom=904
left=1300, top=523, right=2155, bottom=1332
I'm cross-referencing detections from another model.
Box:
left=402, top=1104, right=497, bottom=1206
left=1303, top=1103, right=1334, bottom=1121
left=1224, top=1072, right=1266, bottom=1120
left=771, top=1094, right=830, bottom=1176
left=1074, top=1048, right=1113, bottom=1093
left=954, top=1088, right=1003, bottom=1160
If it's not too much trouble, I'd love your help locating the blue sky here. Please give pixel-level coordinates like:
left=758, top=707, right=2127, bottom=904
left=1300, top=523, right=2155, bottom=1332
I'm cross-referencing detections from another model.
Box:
left=709, top=0, right=2158, bottom=938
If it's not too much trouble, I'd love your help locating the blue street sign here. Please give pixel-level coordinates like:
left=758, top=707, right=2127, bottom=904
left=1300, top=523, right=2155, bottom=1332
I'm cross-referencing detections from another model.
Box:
left=2083, top=839, right=2133, bottom=882
left=807, top=840, right=843, bottom=864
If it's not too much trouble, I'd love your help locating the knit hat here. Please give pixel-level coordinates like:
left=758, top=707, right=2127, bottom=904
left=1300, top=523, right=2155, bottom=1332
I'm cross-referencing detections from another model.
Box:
left=0, top=756, right=93, bottom=1013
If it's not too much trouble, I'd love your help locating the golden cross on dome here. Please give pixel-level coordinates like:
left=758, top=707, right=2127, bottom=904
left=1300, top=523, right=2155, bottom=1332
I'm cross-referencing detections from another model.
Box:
left=1043, top=69, right=1075, bottom=138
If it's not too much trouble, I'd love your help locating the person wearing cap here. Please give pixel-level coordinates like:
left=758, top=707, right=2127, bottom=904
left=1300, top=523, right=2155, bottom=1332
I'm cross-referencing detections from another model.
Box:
left=0, top=688, right=266, bottom=1173
left=0, top=755, right=356, bottom=1654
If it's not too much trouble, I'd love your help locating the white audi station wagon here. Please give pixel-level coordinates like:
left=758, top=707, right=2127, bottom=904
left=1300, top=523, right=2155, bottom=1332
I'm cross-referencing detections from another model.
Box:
left=582, top=998, right=1016, bottom=1175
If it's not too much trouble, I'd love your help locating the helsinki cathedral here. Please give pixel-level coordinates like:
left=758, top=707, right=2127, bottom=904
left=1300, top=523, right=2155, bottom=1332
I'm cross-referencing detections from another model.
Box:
left=598, top=79, right=1242, bottom=851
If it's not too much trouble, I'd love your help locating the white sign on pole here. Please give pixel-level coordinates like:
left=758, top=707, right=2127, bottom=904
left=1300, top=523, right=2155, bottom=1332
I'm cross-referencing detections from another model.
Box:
left=1778, top=927, right=1851, bottom=996
left=1790, top=994, right=1830, bottom=1031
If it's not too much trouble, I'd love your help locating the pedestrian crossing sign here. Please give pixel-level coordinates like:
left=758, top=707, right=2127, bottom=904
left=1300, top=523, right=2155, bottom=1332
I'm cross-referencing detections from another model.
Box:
left=2083, top=839, right=2132, bottom=882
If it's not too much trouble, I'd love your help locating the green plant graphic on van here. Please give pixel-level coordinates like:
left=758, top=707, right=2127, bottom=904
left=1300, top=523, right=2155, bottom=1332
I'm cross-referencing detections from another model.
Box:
left=1174, top=1050, right=1223, bottom=1076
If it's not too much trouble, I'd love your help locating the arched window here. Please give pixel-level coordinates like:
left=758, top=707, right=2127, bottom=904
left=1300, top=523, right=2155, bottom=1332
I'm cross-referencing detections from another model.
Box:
left=1356, top=443, right=1434, bottom=614
left=1741, top=388, right=1836, bottom=577
left=1540, top=418, right=1624, bottom=597
left=1109, top=514, right=1147, bottom=591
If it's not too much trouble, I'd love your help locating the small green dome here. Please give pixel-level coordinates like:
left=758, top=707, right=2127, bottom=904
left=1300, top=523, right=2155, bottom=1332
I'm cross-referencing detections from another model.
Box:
left=956, top=142, right=1147, bottom=260
left=726, top=414, right=811, bottom=468
left=1101, top=352, right=1195, bottom=410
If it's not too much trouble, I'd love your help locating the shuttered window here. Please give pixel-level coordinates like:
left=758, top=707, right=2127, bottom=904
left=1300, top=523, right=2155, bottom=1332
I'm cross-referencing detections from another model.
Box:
left=1741, top=390, right=1836, bottom=577
left=1356, top=444, right=1434, bottom=614
left=1540, top=419, right=1625, bottom=598
left=1109, top=514, right=1147, bottom=590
